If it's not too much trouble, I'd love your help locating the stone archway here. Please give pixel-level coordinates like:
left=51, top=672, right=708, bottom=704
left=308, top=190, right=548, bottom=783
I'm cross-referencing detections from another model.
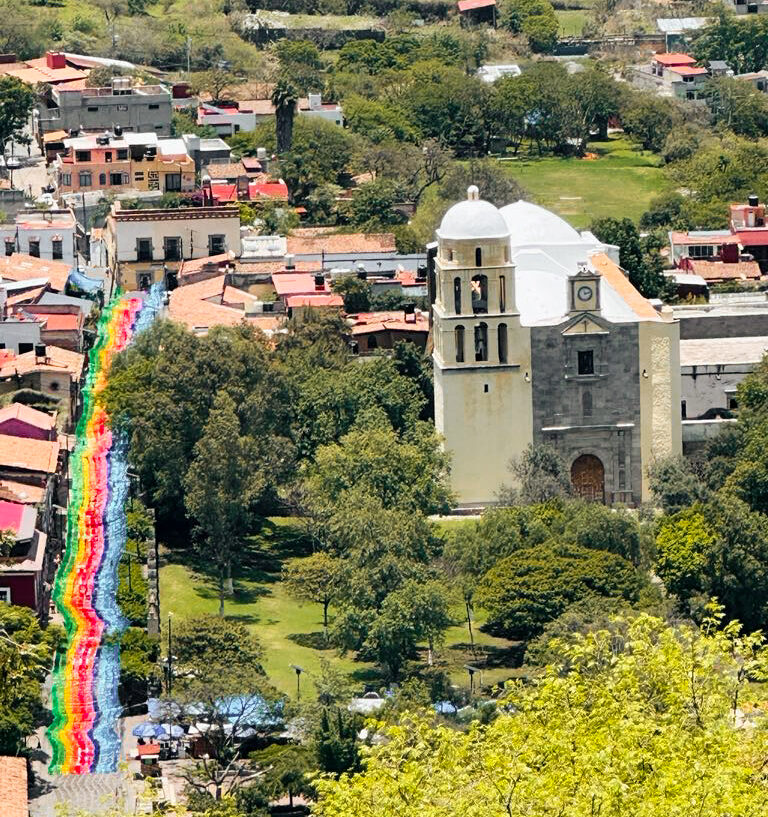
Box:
left=571, top=454, right=605, bottom=503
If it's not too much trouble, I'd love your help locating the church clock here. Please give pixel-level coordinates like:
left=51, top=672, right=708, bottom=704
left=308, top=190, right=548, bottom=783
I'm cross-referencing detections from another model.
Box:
left=569, top=263, right=601, bottom=313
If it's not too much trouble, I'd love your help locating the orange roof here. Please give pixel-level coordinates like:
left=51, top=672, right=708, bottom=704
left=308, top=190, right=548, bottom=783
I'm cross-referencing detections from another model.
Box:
left=669, top=231, right=737, bottom=246
left=653, top=53, right=696, bottom=66
left=168, top=275, right=249, bottom=330
left=178, top=253, right=231, bottom=277
left=0, top=345, right=85, bottom=381
left=0, top=478, right=46, bottom=504
left=590, top=253, right=660, bottom=321
left=286, top=294, right=343, bottom=308
left=0, top=254, right=72, bottom=291
left=687, top=259, right=762, bottom=281
left=273, top=272, right=329, bottom=296
left=286, top=228, right=396, bottom=255
left=0, top=756, right=27, bottom=817
left=43, top=129, right=69, bottom=143
left=7, top=62, right=87, bottom=85
left=39, top=312, right=80, bottom=331
left=234, top=259, right=323, bottom=274
left=669, top=65, right=708, bottom=76
left=0, top=402, right=56, bottom=431
left=7, top=285, right=46, bottom=307
left=348, top=310, right=429, bottom=334
left=0, top=433, right=59, bottom=474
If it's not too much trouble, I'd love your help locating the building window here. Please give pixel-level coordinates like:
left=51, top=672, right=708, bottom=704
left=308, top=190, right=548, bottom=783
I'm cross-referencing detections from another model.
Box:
left=688, top=245, right=714, bottom=258
left=105, top=151, right=112, bottom=162
left=49, top=380, right=60, bottom=392
left=475, top=247, right=482, bottom=267
left=368, top=335, right=378, bottom=350
left=498, top=322, right=508, bottom=364
left=137, top=238, right=153, bottom=261
left=577, top=349, right=594, bottom=375
left=681, top=400, right=687, bottom=419
left=499, top=275, right=506, bottom=312
left=117, top=149, right=128, bottom=160
left=134, top=172, right=144, bottom=181
left=87, top=106, right=99, bottom=112
left=149, top=103, right=160, bottom=109
left=61, top=173, right=71, bottom=186
left=79, top=171, right=92, bottom=187
left=165, top=173, right=182, bottom=192
left=75, top=150, right=91, bottom=162
left=4, top=239, right=14, bottom=256
left=110, top=172, right=124, bottom=185
left=208, top=234, right=225, bottom=254
left=52, top=239, right=63, bottom=260
left=449, top=248, right=455, bottom=262
left=154, top=125, right=163, bottom=130
left=0, top=587, right=10, bottom=603
left=728, top=396, right=739, bottom=411
left=504, top=245, right=509, bottom=263
left=453, top=277, right=462, bottom=314
left=116, top=104, right=128, bottom=111
left=99, top=173, right=107, bottom=185
left=28, top=239, right=40, bottom=258
left=582, top=389, right=592, bottom=417
left=164, top=236, right=182, bottom=261
left=18, top=343, right=33, bottom=354
left=138, top=273, right=152, bottom=290
left=474, top=322, right=488, bottom=362
left=471, top=274, right=488, bottom=314
left=686, top=91, right=695, bottom=100
left=455, top=325, right=465, bottom=363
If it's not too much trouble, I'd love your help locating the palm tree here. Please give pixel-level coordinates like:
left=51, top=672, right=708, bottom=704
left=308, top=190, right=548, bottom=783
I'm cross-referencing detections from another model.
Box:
left=271, top=79, right=298, bottom=155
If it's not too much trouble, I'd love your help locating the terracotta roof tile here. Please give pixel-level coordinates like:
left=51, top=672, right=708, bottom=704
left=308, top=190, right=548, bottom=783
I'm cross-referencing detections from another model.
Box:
left=0, top=433, right=59, bottom=474
left=0, top=756, right=27, bottom=817
left=0, top=254, right=71, bottom=291
left=286, top=229, right=396, bottom=255
left=0, top=403, right=56, bottom=431
left=590, top=253, right=660, bottom=321
left=0, top=345, right=85, bottom=381
left=0, top=479, right=46, bottom=504
left=687, top=259, right=762, bottom=281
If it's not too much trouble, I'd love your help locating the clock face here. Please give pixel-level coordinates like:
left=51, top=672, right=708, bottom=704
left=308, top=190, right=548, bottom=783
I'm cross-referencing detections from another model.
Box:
left=577, top=285, right=593, bottom=303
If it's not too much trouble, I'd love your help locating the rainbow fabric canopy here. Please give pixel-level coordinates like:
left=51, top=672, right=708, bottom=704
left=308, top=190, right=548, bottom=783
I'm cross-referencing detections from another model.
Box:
left=48, top=285, right=163, bottom=775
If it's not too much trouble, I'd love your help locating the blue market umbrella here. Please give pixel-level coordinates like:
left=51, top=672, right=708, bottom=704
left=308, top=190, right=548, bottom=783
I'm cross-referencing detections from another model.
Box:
left=158, top=723, right=184, bottom=738
left=434, top=701, right=458, bottom=715
left=132, top=721, right=165, bottom=739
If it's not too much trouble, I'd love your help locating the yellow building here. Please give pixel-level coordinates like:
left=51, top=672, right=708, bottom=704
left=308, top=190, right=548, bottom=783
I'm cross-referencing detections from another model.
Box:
left=432, top=189, right=681, bottom=508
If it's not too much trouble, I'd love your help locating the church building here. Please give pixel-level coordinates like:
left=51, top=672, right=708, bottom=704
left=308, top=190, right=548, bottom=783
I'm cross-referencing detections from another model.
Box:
left=432, top=188, right=682, bottom=507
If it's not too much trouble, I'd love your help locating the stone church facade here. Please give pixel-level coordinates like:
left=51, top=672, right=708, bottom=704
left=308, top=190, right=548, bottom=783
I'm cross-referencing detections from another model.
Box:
left=431, top=188, right=682, bottom=507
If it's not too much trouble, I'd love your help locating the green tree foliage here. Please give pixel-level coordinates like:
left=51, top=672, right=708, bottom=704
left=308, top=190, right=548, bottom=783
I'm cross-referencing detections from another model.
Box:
left=0, top=604, right=60, bottom=754
left=347, top=179, right=406, bottom=230
left=655, top=497, right=768, bottom=631
left=273, top=39, right=324, bottom=94
left=621, top=92, right=680, bottom=152
left=562, top=501, right=643, bottom=564
left=0, top=76, right=36, bottom=151
left=648, top=455, right=711, bottom=513
left=590, top=217, right=673, bottom=300
left=439, top=159, right=526, bottom=208
left=119, top=627, right=159, bottom=708
left=343, top=95, right=418, bottom=143
left=503, top=443, right=571, bottom=505
left=315, top=613, right=768, bottom=816
left=330, top=276, right=371, bottom=313
left=314, top=706, right=361, bottom=774
left=250, top=744, right=313, bottom=808
left=184, top=392, right=272, bottom=615
left=704, top=76, right=768, bottom=137
left=693, top=12, right=768, bottom=74
left=282, top=552, right=342, bottom=634
left=477, top=542, right=644, bottom=640
left=500, top=0, right=559, bottom=53
left=272, top=79, right=298, bottom=155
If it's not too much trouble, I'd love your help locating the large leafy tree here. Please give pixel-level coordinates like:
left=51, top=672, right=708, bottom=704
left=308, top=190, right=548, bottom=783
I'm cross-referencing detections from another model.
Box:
left=282, top=552, right=342, bottom=636
left=315, top=612, right=768, bottom=816
left=0, top=76, right=35, bottom=153
left=272, top=79, right=298, bottom=155
left=0, top=604, right=60, bottom=754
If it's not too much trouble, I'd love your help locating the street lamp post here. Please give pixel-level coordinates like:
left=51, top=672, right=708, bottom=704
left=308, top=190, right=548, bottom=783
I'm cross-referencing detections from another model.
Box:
left=464, top=664, right=479, bottom=696
left=167, top=613, right=173, bottom=696
left=290, top=664, right=304, bottom=701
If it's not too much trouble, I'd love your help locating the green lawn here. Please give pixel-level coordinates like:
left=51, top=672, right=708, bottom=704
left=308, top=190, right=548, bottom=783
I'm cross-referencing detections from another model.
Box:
left=556, top=9, right=589, bottom=36
left=160, top=520, right=521, bottom=699
left=503, top=136, right=667, bottom=229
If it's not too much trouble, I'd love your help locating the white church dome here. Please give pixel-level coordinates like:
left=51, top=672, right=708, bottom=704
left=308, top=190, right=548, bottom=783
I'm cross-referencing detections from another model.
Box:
left=437, top=186, right=509, bottom=241
left=499, top=200, right=581, bottom=247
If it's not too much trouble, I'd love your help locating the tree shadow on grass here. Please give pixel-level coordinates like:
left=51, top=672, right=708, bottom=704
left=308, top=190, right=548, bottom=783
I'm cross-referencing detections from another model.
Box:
left=287, top=631, right=333, bottom=650
left=349, top=666, right=386, bottom=689
left=447, top=642, right=525, bottom=670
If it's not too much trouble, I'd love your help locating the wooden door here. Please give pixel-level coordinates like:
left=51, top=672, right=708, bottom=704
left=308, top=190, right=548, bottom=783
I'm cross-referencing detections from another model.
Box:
left=571, top=454, right=605, bottom=503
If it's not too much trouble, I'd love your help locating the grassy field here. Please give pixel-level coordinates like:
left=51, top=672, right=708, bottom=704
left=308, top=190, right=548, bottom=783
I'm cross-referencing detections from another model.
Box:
left=556, top=9, right=589, bottom=36
left=159, top=519, right=521, bottom=699
left=503, top=136, right=667, bottom=229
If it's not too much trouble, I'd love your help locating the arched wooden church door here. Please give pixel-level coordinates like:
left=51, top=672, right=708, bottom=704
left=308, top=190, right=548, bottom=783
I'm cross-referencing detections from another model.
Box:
left=571, top=454, right=605, bottom=503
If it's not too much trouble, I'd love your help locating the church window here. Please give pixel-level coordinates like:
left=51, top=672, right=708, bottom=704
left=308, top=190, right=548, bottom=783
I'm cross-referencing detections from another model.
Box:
left=449, top=248, right=455, bottom=262
left=455, top=326, right=465, bottom=363
left=498, top=323, right=508, bottom=363
left=504, top=245, right=509, bottom=263
left=471, top=274, right=488, bottom=314
left=475, top=247, right=482, bottom=267
left=577, top=350, right=594, bottom=375
left=681, top=400, right=687, bottom=419
left=454, top=277, right=462, bottom=314
left=582, top=389, right=592, bottom=417
left=499, top=275, right=506, bottom=312
left=475, top=322, right=488, bottom=362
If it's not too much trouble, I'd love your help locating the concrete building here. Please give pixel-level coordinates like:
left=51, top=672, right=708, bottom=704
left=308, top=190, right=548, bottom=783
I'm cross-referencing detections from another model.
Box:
left=432, top=190, right=681, bottom=507
left=0, top=210, right=77, bottom=266
left=34, top=76, right=172, bottom=141
left=633, top=53, right=710, bottom=100
left=197, top=94, right=343, bottom=136
left=104, top=202, right=242, bottom=290
left=55, top=131, right=196, bottom=195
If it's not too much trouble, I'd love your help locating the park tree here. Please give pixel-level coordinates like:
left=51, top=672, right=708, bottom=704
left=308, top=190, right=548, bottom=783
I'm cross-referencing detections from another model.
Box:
left=648, top=455, right=711, bottom=513
left=562, top=501, right=643, bottom=564
left=621, top=92, right=679, bottom=153
left=343, top=95, right=417, bottom=143
left=330, top=276, right=371, bottom=313
left=347, top=179, right=405, bottom=229
left=568, top=68, right=624, bottom=143
left=693, top=12, right=768, bottom=75
left=477, top=542, right=645, bottom=640
left=315, top=612, right=768, bottom=817
left=274, top=39, right=324, bottom=94
left=439, top=159, right=526, bottom=208
left=502, top=442, right=571, bottom=505
left=282, top=552, right=342, bottom=637
left=184, top=392, right=265, bottom=614
left=0, top=604, right=60, bottom=754
left=0, top=76, right=36, bottom=154
left=705, top=76, right=768, bottom=137
left=589, top=217, right=673, bottom=300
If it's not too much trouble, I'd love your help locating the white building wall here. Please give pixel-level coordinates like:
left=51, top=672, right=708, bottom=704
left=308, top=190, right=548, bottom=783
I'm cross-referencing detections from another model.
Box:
left=0, top=226, right=77, bottom=266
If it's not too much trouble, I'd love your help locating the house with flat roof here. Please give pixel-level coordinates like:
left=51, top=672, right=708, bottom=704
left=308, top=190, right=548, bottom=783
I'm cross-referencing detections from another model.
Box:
left=197, top=94, right=343, bottom=136
left=633, top=52, right=710, bottom=100
left=0, top=211, right=77, bottom=266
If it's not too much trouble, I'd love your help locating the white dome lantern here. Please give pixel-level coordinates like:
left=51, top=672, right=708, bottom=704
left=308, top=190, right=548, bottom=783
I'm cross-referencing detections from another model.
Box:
left=437, top=187, right=509, bottom=241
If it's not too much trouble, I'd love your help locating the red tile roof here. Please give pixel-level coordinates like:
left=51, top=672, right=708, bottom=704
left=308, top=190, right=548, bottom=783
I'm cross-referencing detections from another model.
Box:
left=653, top=53, right=697, bottom=66
left=0, top=345, right=85, bottom=381
left=39, top=313, right=80, bottom=331
left=349, top=310, right=429, bottom=334
left=687, top=259, right=762, bottom=281
left=733, top=230, right=768, bottom=247
left=178, top=253, right=231, bottom=277
left=669, top=66, right=708, bottom=76
left=0, top=433, right=60, bottom=474
left=272, top=273, right=329, bottom=296
left=286, top=229, right=396, bottom=255
left=0, top=756, right=27, bottom=817
left=0, top=254, right=72, bottom=291
left=0, top=479, right=45, bottom=504
left=590, top=253, right=660, bottom=321
left=669, top=231, right=738, bottom=246
left=209, top=180, right=289, bottom=203
left=286, top=294, right=343, bottom=308
left=0, top=403, right=56, bottom=431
